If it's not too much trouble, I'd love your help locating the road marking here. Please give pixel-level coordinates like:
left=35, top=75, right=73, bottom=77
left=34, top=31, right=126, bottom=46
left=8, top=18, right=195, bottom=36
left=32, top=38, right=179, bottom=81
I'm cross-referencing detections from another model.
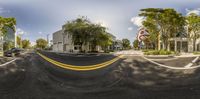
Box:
left=142, top=56, right=200, bottom=70
left=184, top=56, right=199, bottom=68
left=192, top=56, right=199, bottom=63
left=37, top=52, right=123, bottom=71
left=184, top=63, right=193, bottom=68
left=0, top=58, right=17, bottom=67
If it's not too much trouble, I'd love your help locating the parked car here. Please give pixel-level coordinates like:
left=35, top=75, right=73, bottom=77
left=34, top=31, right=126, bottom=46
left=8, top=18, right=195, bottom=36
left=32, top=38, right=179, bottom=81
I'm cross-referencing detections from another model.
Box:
left=4, top=48, right=22, bottom=57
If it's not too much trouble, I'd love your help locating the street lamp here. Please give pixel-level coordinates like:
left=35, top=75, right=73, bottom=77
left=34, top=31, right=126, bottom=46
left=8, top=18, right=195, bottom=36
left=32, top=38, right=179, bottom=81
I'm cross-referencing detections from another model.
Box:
left=0, top=36, right=3, bottom=56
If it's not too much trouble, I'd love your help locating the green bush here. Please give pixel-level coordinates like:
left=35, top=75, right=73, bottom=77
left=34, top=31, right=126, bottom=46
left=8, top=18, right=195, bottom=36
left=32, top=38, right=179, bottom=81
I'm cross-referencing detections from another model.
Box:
left=193, top=52, right=200, bottom=55
left=144, top=50, right=173, bottom=55
left=0, top=52, right=3, bottom=56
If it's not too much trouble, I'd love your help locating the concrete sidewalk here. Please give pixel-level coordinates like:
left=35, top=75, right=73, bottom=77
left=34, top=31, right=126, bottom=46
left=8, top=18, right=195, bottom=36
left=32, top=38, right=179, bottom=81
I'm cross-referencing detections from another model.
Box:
left=115, top=50, right=143, bottom=55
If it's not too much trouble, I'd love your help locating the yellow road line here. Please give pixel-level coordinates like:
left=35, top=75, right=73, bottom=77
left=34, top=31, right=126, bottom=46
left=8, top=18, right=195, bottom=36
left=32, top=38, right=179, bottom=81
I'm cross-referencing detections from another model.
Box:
left=37, top=52, right=123, bottom=71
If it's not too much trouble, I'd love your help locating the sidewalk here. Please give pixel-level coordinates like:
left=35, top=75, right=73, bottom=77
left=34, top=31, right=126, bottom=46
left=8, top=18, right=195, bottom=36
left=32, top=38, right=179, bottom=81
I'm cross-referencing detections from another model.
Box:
left=115, top=50, right=143, bottom=55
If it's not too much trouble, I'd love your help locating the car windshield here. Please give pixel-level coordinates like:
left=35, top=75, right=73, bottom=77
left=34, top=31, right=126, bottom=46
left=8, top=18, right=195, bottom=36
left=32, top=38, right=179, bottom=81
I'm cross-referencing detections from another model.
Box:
left=0, top=0, right=200, bottom=99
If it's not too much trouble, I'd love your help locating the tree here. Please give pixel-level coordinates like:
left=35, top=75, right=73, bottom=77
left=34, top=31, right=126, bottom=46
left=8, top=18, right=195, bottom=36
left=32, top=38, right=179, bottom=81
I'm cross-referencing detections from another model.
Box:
left=64, top=17, right=91, bottom=52
left=22, top=39, right=30, bottom=49
left=98, top=33, right=113, bottom=52
left=139, top=8, right=185, bottom=51
left=89, top=25, right=112, bottom=52
left=64, top=16, right=111, bottom=52
left=3, top=41, right=14, bottom=51
left=36, top=38, right=48, bottom=49
left=142, top=17, right=159, bottom=50
left=0, top=16, right=16, bottom=36
left=133, top=39, right=139, bottom=49
left=16, top=36, right=21, bottom=48
left=187, top=13, right=200, bottom=51
left=122, top=39, right=130, bottom=50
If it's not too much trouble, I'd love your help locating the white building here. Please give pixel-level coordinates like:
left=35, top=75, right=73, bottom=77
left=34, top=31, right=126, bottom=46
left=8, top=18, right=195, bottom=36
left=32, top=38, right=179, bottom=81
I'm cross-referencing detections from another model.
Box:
left=53, top=25, right=91, bottom=53
left=52, top=25, right=117, bottom=53
left=52, top=27, right=75, bottom=53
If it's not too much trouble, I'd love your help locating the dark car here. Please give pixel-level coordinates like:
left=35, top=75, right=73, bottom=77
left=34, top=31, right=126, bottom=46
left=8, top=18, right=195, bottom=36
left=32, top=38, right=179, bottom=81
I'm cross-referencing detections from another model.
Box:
left=4, top=48, right=22, bottom=57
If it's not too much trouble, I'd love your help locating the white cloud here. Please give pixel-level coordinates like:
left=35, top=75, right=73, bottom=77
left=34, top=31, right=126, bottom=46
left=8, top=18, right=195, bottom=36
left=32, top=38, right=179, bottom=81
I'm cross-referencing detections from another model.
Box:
left=16, top=28, right=27, bottom=35
left=0, top=7, right=10, bottom=13
left=128, top=27, right=133, bottom=31
left=131, top=16, right=145, bottom=27
left=38, top=32, right=43, bottom=35
left=186, top=8, right=200, bottom=16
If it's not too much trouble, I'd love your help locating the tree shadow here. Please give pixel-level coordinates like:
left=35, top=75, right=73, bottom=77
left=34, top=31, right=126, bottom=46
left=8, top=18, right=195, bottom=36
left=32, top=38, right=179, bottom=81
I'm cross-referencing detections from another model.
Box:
left=117, top=56, right=200, bottom=90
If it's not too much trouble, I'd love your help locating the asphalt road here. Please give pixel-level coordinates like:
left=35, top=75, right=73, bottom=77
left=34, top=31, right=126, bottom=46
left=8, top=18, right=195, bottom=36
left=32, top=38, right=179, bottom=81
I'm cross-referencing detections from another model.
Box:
left=0, top=51, right=200, bottom=99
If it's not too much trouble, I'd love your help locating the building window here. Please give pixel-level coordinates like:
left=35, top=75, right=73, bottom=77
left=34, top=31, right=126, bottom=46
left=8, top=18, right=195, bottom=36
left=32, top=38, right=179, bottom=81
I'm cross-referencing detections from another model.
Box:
left=74, top=47, right=77, bottom=50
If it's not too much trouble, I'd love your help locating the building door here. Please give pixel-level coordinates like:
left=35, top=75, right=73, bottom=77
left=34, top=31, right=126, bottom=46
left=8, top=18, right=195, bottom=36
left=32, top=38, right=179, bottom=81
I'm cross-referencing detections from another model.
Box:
left=182, top=41, right=188, bottom=52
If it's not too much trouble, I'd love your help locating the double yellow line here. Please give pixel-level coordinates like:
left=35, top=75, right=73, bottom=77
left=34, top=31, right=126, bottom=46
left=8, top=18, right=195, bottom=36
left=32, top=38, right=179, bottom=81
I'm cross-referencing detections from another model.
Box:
left=37, top=52, right=123, bottom=71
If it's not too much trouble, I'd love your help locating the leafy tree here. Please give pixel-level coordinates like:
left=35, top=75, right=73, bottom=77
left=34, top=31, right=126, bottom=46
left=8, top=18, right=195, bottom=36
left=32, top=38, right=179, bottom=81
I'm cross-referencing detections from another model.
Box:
left=36, top=38, right=48, bottom=49
left=142, top=17, right=159, bottom=50
left=64, top=16, right=112, bottom=52
left=122, top=38, right=130, bottom=50
left=98, top=33, right=113, bottom=52
left=22, top=39, right=30, bottom=49
left=17, top=36, right=21, bottom=48
left=64, top=17, right=91, bottom=51
left=187, top=13, right=200, bottom=51
left=3, top=41, right=14, bottom=51
left=0, top=16, right=16, bottom=36
left=133, top=39, right=139, bottom=49
left=140, top=8, right=185, bottom=51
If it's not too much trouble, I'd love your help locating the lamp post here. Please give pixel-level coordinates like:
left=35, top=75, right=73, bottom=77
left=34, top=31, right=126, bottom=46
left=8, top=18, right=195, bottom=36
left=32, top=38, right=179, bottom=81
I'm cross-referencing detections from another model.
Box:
left=0, top=36, right=3, bottom=56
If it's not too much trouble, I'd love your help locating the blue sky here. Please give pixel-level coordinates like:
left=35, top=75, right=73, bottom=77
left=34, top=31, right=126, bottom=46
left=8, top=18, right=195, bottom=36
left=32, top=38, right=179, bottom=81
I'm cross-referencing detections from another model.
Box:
left=0, top=0, right=200, bottom=45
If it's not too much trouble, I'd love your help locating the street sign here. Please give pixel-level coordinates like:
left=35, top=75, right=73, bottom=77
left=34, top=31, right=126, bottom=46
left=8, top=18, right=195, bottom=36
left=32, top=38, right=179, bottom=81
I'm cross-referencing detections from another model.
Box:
left=137, top=28, right=149, bottom=42
left=136, top=28, right=149, bottom=49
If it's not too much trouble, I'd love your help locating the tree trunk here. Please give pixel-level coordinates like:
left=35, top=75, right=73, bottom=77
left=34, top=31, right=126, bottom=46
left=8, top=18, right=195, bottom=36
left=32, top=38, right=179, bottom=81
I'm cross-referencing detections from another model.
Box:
left=80, top=43, right=83, bottom=52
left=157, top=32, right=161, bottom=50
left=167, top=41, right=170, bottom=51
left=193, top=39, right=196, bottom=52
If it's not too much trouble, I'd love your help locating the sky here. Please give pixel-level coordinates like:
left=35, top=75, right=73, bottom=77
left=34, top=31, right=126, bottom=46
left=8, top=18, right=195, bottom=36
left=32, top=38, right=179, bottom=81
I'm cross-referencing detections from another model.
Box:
left=0, top=0, right=200, bottom=45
